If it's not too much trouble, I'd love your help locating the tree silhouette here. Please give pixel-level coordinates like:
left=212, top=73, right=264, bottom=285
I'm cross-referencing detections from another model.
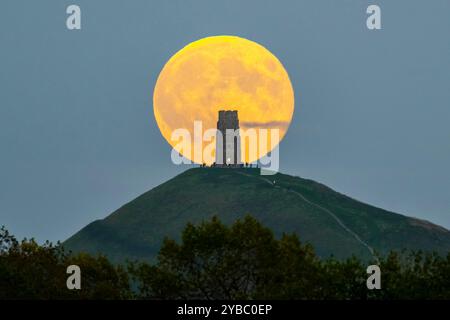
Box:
left=1, top=220, right=450, bottom=300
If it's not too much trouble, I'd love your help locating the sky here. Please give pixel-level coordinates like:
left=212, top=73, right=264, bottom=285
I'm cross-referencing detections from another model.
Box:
left=1, top=0, right=449, bottom=243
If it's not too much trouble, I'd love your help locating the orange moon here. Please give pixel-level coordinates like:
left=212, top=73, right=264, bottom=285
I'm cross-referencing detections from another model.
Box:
left=153, top=35, right=295, bottom=164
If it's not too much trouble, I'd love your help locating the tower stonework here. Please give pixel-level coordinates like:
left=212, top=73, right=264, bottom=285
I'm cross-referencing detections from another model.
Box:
left=215, top=110, right=241, bottom=166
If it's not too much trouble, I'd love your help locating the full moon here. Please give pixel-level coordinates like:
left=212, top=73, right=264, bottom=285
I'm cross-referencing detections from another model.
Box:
left=153, top=35, right=295, bottom=164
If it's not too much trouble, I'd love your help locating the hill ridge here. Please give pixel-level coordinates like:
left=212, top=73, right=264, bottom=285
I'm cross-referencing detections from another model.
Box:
left=236, top=171, right=376, bottom=257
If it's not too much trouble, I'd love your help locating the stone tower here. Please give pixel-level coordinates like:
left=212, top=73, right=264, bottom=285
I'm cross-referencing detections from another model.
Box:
left=215, top=110, right=241, bottom=166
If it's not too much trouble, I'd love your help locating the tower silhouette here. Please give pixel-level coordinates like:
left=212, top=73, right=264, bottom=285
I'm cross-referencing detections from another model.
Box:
left=215, top=110, right=241, bottom=166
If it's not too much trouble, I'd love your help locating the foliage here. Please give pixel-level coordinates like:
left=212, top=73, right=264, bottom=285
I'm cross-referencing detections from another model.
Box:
left=1, top=217, right=450, bottom=300
left=128, top=216, right=450, bottom=300
left=0, top=226, right=130, bottom=300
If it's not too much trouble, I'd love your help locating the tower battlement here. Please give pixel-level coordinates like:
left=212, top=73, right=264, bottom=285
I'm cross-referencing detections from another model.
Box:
left=217, top=110, right=239, bottom=130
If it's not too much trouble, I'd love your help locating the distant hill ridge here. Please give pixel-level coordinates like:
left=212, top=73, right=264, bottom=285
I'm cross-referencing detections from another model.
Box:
left=64, top=168, right=450, bottom=262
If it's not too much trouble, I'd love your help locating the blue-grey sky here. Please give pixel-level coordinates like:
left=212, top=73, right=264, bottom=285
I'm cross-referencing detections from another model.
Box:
left=1, top=0, right=449, bottom=242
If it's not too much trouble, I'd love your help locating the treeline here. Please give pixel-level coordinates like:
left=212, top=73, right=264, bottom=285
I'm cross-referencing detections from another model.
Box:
left=1, top=216, right=449, bottom=300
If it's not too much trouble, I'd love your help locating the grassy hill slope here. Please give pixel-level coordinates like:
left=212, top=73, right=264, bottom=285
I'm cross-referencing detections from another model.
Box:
left=64, top=168, right=450, bottom=262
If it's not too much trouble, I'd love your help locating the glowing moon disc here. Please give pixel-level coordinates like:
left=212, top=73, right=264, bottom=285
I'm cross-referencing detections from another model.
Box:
left=153, top=35, right=295, bottom=164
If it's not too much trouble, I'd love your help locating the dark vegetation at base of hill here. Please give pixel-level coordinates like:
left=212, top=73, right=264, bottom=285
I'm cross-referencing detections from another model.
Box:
left=1, top=216, right=450, bottom=300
